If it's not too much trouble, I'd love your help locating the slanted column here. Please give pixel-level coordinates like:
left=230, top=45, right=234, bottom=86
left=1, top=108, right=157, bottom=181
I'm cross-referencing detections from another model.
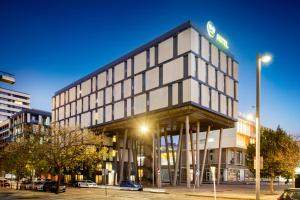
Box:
left=127, top=138, right=132, bottom=181
left=185, top=116, right=191, bottom=188
left=200, top=125, right=211, bottom=185
left=156, top=125, right=161, bottom=188
left=217, top=128, right=223, bottom=185
left=196, top=121, right=200, bottom=188
left=164, top=131, right=172, bottom=184
left=152, top=131, right=155, bottom=187
left=172, top=123, right=183, bottom=186
left=190, top=129, right=195, bottom=184
left=119, top=129, right=128, bottom=184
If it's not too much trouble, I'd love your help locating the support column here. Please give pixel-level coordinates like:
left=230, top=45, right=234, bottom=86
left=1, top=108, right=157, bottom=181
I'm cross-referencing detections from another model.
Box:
left=156, top=124, right=162, bottom=188
left=196, top=121, right=200, bottom=188
left=127, top=138, right=131, bottom=181
left=152, top=131, right=155, bottom=187
left=172, top=123, right=183, bottom=186
left=190, top=129, right=195, bottom=184
left=132, top=139, right=138, bottom=182
left=185, top=116, right=191, bottom=188
left=164, top=131, right=172, bottom=184
left=217, top=128, right=223, bottom=185
left=170, top=135, right=176, bottom=171
left=119, top=129, right=128, bottom=184
left=200, top=125, right=210, bottom=185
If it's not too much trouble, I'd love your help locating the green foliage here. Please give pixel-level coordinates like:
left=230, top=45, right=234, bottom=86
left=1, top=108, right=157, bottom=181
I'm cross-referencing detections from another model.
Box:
left=246, top=126, right=300, bottom=179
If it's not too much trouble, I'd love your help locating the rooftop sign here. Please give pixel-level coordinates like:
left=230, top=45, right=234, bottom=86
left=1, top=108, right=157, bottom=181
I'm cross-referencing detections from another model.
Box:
left=206, top=21, right=229, bottom=49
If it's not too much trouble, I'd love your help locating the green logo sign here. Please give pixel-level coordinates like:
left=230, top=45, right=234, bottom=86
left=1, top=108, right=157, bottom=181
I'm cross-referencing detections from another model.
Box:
left=207, top=21, right=216, bottom=38
left=206, top=21, right=229, bottom=49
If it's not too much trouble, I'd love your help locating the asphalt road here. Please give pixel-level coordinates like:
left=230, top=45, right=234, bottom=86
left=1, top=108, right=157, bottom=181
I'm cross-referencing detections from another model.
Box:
left=0, top=187, right=238, bottom=200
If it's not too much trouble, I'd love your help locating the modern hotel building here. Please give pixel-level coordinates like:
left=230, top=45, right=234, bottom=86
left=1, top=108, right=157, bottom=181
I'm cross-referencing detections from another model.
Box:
left=52, top=21, right=238, bottom=187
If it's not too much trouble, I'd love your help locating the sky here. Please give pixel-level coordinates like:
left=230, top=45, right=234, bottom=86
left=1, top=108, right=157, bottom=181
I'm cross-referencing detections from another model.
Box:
left=0, top=0, right=299, bottom=136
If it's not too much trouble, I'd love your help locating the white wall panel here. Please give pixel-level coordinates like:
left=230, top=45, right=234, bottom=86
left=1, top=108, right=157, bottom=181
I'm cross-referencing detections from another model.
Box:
left=233, top=100, right=238, bottom=119
left=123, top=79, right=131, bottom=98
left=114, top=62, right=125, bottom=83
left=105, top=87, right=112, bottom=104
left=71, top=102, right=76, bottom=116
left=90, top=93, right=96, bottom=109
left=92, top=110, right=97, bottom=126
left=134, top=51, right=146, bottom=74
left=191, top=28, right=199, bottom=54
left=134, top=94, right=146, bottom=115
left=60, top=93, right=64, bottom=106
left=201, top=84, right=209, bottom=108
left=65, top=104, right=70, bottom=118
left=225, top=76, right=234, bottom=98
left=198, top=58, right=206, bottom=82
left=211, top=89, right=219, bottom=111
left=82, top=79, right=91, bottom=97
left=76, top=99, right=82, bottom=114
left=228, top=98, right=232, bottom=117
left=55, top=95, right=60, bottom=108
left=227, top=57, right=232, bottom=76
left=81, top=112, right=91, bottom=128
left=178, top=28, right=199, bottom=55
left=52, top=98, right=55, bottom=110
left=69, top=117, right=75, bottom=127
left=183, top=79, right=191, bottom=103
left=220, top=52, right=227, bottom=73
left=191, top=79, right=199, bottom=104
left=77, top=85, right=81, bottom=99
left=188, top=54, right=196, bottom=77
left=108, top=69, right=112, bottom=85
left=126, top=98, right=131, bottom=117
left=65, top=91, right=69, bottom=104
left=69, top=87, right=76, bottom=102
left=158, top=37, right=173, bottom=64
left=92, top=77, right=96, bottom=92
left=233, top=61, right=238, bottom=80
left=217, top=71, right=224, bottom=92
left=211, top=44, right=219, bottom=67
left=58, top=106, right=64, bottom=121
left=208, top=65, right=216, bottom=88
left=98, top=72, right=107, bottom=90
left=146, top=67, right=159, bottom=90
left=235, top=82, right=238, bottom=99
left=127, top=59, right=132, bottom=77
left=134, top=74, right=143, bottom=94
left=97, top=90, right=104, bottom=107
left=83, top=96, right=89, bottom=112
left=201, top=37, right=210, bottom=61
left=149, top=87, right=168, bottom=111
left=172, top=83, right=178, bottom=105
left=105, top=105, right=112, bottom=122
left=220, top=94, right=227, bottom=115
left=114, top=101, right=124, bottom=120
left=114, top=83, right=122, bottom=101
left=150, top=47, right=155, bottom=67
left=98, top=108, right=103, bottom=124
left=163, top=57, right=183, bottom=84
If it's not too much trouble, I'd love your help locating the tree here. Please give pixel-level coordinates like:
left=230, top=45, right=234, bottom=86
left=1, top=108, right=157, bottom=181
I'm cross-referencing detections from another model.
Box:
left=246, top=126, right=300, bottom=194
left=41, top=126, right=103, bottom=193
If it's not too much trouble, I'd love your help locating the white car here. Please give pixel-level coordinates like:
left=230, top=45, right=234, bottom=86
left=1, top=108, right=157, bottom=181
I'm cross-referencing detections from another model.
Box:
left=77, top=180, right=97, bottom=188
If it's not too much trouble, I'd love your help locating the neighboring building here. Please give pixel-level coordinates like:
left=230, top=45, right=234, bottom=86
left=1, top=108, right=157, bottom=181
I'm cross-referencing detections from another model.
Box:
left=0, top=87, right=30, bottom=122
left=0, top=108, right=51, bottom=148
left=52, top=21, right=239, bottom=187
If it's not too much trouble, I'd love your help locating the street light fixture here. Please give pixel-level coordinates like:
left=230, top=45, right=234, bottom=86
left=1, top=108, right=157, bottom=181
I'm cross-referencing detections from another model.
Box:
left=256, top=53, right=272, bottom=200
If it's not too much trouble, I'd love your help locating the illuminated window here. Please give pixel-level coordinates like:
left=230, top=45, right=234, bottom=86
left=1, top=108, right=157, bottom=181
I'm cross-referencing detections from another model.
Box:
left=15, top=101, right=23, bottom=105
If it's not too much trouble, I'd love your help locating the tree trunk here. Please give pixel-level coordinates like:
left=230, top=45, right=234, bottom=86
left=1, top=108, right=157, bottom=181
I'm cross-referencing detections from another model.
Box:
left=270, top=176, right=275, bottom=194
left=16, top=176, right=19, bottom=190
left=56, top=167, right=61, bottom=194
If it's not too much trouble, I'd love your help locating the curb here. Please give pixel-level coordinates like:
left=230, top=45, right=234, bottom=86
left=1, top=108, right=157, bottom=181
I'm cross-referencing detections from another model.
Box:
left=185, top=193, right=254, bottom=200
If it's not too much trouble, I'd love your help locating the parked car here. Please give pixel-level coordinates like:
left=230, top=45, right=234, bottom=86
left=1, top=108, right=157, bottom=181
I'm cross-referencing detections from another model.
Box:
left=77, top=180, right=97, bottom=188
left=42, top=181, right=66, bottom=193
left=33, top=181, right=45, bottom=191
left=20, top=181, right=31, bottom=190
left=69, top=180, right=79, bottom=187
left=0, top=179, right=10, bottom=188
left=119, top=180, right=143, bottom=191
left=278, top=188, right=300, bottom=200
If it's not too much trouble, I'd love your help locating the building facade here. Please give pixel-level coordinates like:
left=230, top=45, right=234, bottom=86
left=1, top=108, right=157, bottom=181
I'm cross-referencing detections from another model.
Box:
left=0, top=87, right=30, bottom=122
left=52, top=21, right=239, bottom=187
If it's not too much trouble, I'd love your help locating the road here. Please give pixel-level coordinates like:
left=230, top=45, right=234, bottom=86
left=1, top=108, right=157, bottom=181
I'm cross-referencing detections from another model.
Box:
left=0, top=187, right=240, bottom=200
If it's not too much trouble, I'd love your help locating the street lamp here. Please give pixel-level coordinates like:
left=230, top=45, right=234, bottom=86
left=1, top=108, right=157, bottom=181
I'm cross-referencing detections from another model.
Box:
left=139, top=124, right=148, bottom=183
left=256, top=53, right=272, bottom=200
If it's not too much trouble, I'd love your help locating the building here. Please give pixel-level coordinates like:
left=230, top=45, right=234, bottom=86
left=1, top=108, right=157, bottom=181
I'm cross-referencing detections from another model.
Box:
left=52, top=21, right=239, bottom=187
left=0, top=108, right=51, bottom=148
left=0, top=87, right=30, bottom=122
left=161, top=114, right=255, bottom=183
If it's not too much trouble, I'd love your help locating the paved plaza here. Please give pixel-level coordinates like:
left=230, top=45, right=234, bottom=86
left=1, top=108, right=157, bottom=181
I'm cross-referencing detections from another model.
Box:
left=0, top=184, right=288, bottom=200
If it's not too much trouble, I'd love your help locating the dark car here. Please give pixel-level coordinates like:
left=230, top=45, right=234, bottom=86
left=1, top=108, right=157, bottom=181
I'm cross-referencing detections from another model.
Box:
left=278, top=188, right=300, bottom=200
left=69, top=180, right=79, bottom=187
left=0, top=179, right=10, bottom=188
left=119, top=180, right=143, bottom=191
left=42, top=181, right=66, bottom=193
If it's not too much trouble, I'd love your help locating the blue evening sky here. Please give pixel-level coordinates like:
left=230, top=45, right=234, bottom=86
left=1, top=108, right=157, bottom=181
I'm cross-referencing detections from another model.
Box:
left=0, top=0, right=299, bottom=135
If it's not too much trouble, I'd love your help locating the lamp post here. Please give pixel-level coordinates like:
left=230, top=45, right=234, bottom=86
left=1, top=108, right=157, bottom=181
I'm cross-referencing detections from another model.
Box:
left=139, top=124, right=148, bottom=183
left=256, top=53, right=272, bottom=200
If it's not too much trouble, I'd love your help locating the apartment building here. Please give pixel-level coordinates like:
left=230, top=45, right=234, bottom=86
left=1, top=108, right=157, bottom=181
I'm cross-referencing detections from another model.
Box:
left=0, top=87, right=30, bottom=122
